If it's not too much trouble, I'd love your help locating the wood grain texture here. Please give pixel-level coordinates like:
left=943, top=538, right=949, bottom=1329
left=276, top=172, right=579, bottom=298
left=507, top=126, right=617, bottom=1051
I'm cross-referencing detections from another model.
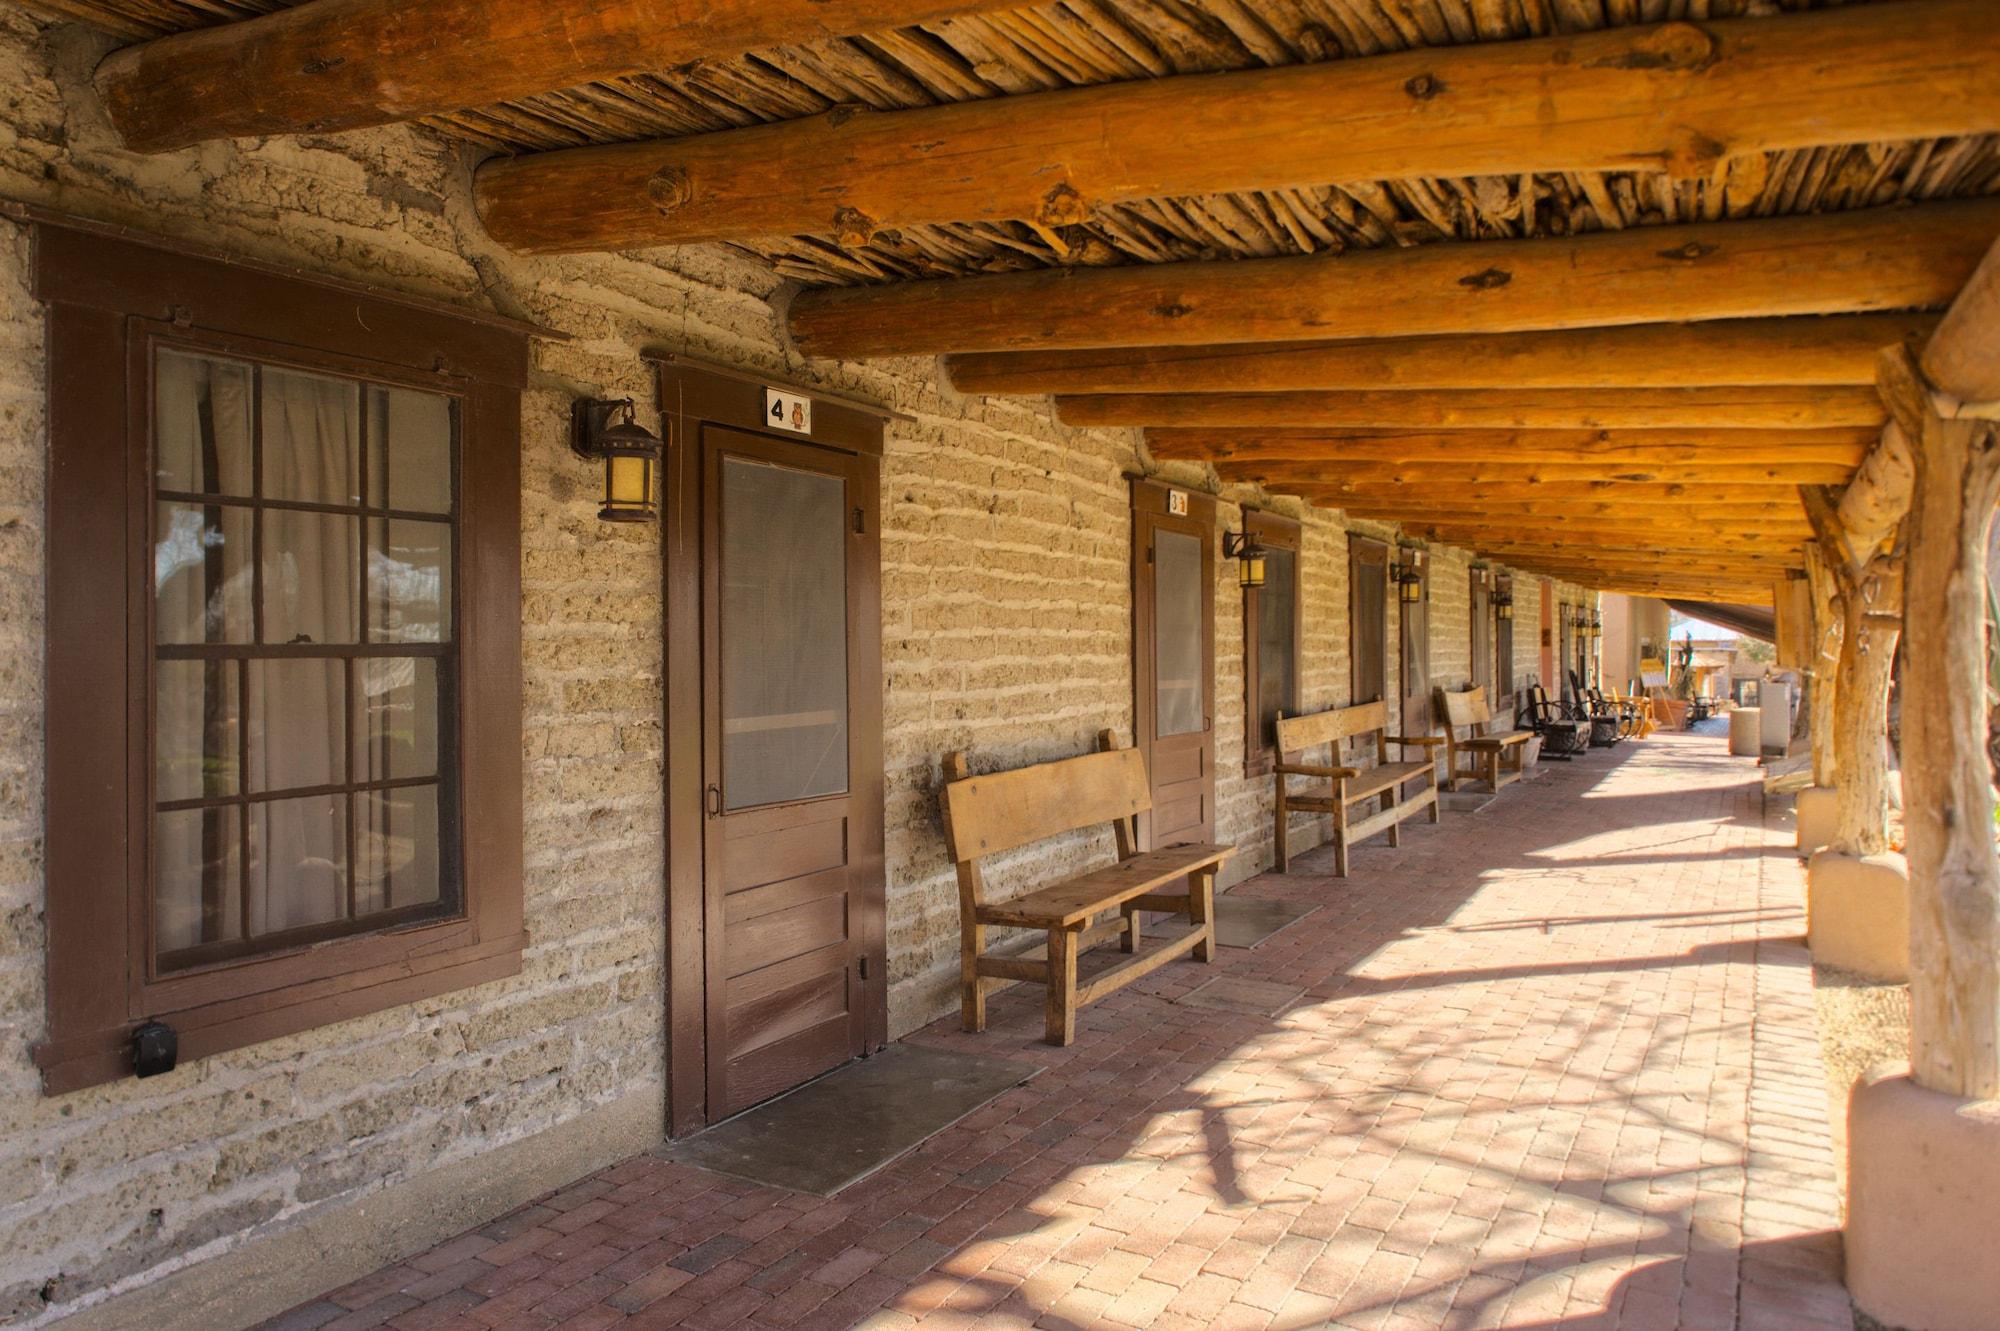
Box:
left=790, top=200, right=2000, bottom=358
left=472, top=1, right=2000, bottom=252
left=1217, top=460, right=1857, bottom=486
left=96, top=0, right=1025, bottom=152
left=1923, top=235, right=2000, bottom=401
left=1060, top=387, right=1885, bottom=431
left=946, top=315, right=1940, bottom=396
left=1148, top=427, right=1876, bottom=465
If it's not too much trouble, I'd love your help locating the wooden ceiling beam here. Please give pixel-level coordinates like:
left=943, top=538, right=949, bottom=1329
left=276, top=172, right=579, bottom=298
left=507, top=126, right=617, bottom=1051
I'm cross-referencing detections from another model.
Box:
left=94, top=0, right=1022, bottom=153
left=1326, top=498, right=1804, bottom=522
left=473, top=1, right=2000, bottom=252
left=1217, top=460, right=1856, bottom=486
left=1270, top=481, right=1813, bottom=505
left=790, top=199, right=2000, bottom=359
left=1149, top=428, right=1875, bottom=466
left=947, top=315, right=1938, bottom=397
left=1064, top=387, right=1884, bottom=431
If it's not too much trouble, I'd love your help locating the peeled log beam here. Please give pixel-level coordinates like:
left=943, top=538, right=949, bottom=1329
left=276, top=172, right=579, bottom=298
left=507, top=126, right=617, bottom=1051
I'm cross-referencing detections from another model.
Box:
left=1216, top=460, right=1857, bottom=486
left=96, top=0, right=1024, bottom=153
left=790, top=201, right=2000, bottom=359
left=475, top=1, right=2000, bottom=253
left=1834, top=421, right=1917, bottom=568
left=1279, top=481, right=1808, bottom=505
left=1149, top=428, right=1876, bottom=465
left=1323, top=499, right=1807, bottom=525
left=1922, top=226, right=2000, bottom=401
left=1462, top=539, right=1805, bottom=561
left=948, top=315, right=1939, bottom=396
left=1060, top=388, right=1883, bottom=432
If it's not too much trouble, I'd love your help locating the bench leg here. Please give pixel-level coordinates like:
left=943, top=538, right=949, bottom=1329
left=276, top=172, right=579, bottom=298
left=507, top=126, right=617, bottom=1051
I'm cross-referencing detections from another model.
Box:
left=1121, top=902, right=1142, bottom=954
left=1274, top=782, right=1289, bottom=874
left=1487, top=748, right=1500, bottom=791
left=1332, top=801, right=1350, bottom=878
left=1384, top=789, right=1401, bottom=849
left=1045, top=927, right=1078, bottom=1046
left=1190, top=869, right=1216, bottom=963
left=961, top=921, right=986, bottom=1033
left=1428, top=774, right=1441, bottom=822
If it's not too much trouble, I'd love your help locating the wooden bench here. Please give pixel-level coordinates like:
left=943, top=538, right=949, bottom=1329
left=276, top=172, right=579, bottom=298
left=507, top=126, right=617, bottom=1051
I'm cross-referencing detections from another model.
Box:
left=1437, top=685, right=1536, bottom=792
left=1272, top=701, right=1441, bottom=877
left=940, top=732, right=1235, bottom=1046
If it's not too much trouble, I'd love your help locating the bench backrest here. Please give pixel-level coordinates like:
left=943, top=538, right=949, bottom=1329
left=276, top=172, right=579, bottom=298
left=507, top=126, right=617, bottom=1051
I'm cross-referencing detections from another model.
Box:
left=1275, top=701, right=1387, bottom=759
left=1438, top=686, right=1496, bottom=734
left=940, top=733, right=1148, bottom=866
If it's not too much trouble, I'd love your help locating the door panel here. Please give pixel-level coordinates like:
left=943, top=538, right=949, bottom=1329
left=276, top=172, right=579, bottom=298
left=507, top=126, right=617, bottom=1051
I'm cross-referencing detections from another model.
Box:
left=1133, top=484, right=1215, bottom=849
left=701, top=427, right=874, bottom=1121
left=1350, top=538, right=1388, bottom=706
left=1400, top=564, right=1431, bottom=735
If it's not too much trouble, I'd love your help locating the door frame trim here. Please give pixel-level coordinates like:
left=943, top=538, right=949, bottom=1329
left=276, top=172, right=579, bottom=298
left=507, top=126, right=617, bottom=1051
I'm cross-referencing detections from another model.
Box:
left=1130, top=478, right=1217, bottom=850
left=656, top=361, right=887, bottom=1138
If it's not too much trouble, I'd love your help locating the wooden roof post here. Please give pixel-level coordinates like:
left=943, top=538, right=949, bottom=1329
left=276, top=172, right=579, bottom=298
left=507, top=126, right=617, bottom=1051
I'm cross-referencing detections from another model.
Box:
left=1800, top=543, right=1844, bottom=791
left=1892, top=234, right=2000, bottom=1100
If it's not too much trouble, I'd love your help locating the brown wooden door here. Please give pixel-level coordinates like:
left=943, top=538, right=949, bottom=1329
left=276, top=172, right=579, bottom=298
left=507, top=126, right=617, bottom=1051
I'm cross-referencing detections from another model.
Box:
left=1132, top=482, right=1215, bottom=849
left=1399, top=560, right=1431, bottom=736
left=699, top=426, right=880, bottom=1120
left=1349, top=537, right=1388, bottom=707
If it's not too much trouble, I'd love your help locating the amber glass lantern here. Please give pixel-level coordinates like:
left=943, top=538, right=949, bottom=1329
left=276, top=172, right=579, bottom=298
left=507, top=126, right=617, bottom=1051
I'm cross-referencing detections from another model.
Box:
left=1223, top=530, right=1267, bottom=589
left=571, top=397, right=663, bottom=523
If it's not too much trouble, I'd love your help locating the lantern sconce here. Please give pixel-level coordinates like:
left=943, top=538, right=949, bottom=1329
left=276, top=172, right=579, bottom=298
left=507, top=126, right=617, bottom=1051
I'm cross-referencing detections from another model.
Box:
left=571, top=397, right=663, bottom=523
left=1392, top=543, right=1426, bottom=604
left=1494, top=583, right=1515, bottom=621
left=1587, top=608, right=1605, bottom=640
left=1223, top=529, right=1268, bottom=589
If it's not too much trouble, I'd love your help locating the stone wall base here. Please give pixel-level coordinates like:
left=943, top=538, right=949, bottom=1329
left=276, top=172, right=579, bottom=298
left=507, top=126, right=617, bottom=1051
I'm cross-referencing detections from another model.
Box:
left=1796, top=785, right=1838, bottom=857
left=1729, top=708, right=1762, bottom=756
left=1848, top=1066, right=2000, bottom=1331
left=51, top=1089, right=665, bottom=1331
left=1805, top=850, right=1909, bottom=982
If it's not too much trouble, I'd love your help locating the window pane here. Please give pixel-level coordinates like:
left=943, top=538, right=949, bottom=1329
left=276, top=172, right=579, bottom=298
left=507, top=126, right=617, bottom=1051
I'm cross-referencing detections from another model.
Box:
left=155, top=349, right=253, bottom=497
left=250, top=794, right=347, bottom=934
left=155, top=806, right=241, bottom=954
left=355, top=786, right=441, bottom=914
left=1155, top=528, right=1203, bottom=738
left=721, top=458, right=848, bottom=811
left=264, top=509, right=360, bottom=644
left=368, top=518, right=451, bottom=643
left=247, top=658, right=346, bottom=793
left=368, top=386, right=453, bottom=515
left=262, top=368, right=361, bottom=506
left=156, top=660, right=240, bottom=802
left=156, top=502, right=253, bottom=644
left=356, top=657, right=438, bottom=782
left=1257, top=547, right=1297, bottom=751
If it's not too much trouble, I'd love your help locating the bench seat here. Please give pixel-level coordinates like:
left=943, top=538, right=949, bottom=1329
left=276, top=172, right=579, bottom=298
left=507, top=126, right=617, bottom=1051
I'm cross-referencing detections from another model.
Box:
left=977, top=843, right=1233, bottom=928
left=941, top=733, right=1237, bottom=1046
left=1273, top=703, right=1440, bottom=877
left=1459, top=729, right=1533, bottom=750
left=1438, top=686, right=1532, bottom=792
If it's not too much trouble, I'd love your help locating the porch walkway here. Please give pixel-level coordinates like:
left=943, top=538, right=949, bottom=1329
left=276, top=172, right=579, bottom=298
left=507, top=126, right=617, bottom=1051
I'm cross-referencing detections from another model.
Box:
left=263, top=731, right=1850, bottom=1331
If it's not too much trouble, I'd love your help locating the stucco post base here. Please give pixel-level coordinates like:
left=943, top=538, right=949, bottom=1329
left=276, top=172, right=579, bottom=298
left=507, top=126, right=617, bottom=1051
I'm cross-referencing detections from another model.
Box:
left=1848, top=1066, right=2000, bottom=1331
left=1729, top=707, right=1762, bottom=756
left=1796, top=785, right=1838, bottom=856
left=1805, top=850, right=1909, bottom=981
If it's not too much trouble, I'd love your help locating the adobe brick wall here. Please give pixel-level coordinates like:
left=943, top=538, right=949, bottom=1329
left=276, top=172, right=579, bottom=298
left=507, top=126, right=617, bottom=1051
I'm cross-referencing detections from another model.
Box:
left=0, top=13, right=1594, bottom=1325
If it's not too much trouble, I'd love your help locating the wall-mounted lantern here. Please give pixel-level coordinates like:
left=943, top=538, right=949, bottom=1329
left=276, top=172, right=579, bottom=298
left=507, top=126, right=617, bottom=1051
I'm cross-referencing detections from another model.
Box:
left=1223, top=529, right=1268, bottom=589
left=1587, top=609, right=1605, bottom=640
left=571, top=397, right=663, bottom=523
left=1392, top=543, right=1426, bottom=603
left=1494, top=580, right=1515, bottom=621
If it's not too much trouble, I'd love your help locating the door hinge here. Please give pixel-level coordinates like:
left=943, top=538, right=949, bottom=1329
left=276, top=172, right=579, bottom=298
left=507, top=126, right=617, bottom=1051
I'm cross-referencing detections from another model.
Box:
left=852, top=507, right=866, bottom=535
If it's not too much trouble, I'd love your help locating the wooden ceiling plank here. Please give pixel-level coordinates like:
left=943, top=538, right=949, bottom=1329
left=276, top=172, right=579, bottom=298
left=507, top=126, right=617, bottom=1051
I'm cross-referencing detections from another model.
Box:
left=1217, top=459, right=1857, bottom=485
left=472, top=1, right=2000, bottom=252
left=1148, top=427, right=1876, bottom=465
left=946, top=314, right=1939, bottom=395
left=95, top=0, right=1029, bottom=153
left=1063, top=386, right=1886, bottom=431
left=1265, top=480, right=1817, bottom=504
left=789, top=199, right=2000, bottom=358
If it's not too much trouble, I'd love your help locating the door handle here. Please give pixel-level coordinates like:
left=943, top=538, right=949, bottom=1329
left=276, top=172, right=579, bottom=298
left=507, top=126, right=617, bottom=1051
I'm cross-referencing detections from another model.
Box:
left=705, top=784, right=722, bottom=817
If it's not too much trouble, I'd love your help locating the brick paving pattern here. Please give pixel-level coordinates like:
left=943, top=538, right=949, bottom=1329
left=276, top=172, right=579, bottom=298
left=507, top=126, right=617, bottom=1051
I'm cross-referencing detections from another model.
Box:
left=260, top=732, right=1850, bottom=1330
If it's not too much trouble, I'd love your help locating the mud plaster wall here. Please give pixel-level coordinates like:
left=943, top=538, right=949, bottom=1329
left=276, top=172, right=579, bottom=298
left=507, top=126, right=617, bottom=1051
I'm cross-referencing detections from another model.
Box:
left=0, top=14, right=1588, bottom=1324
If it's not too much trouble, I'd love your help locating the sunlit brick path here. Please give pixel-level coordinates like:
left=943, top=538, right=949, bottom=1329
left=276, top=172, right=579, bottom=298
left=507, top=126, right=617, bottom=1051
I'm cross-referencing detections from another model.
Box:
left=261, top=732, right=1849, bottom=1331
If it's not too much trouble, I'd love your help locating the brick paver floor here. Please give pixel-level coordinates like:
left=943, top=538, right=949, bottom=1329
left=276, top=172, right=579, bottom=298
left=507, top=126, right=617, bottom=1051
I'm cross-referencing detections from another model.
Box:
left=262, top=730, right=1850, bottom=1331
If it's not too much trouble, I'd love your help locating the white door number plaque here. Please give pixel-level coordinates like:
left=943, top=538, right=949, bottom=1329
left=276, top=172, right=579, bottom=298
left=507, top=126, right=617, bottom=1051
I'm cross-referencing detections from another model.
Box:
left=766, top=388, right=813, bottom=435
left=1166, top=489, right=1188, bottom=516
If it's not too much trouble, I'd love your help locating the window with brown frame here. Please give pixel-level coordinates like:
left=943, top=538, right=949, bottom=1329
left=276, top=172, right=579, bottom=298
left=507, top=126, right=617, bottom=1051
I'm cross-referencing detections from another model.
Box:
left=1240, top=511, right=1301, bottom=776
left=31, top=217, right=529, bottom=1094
